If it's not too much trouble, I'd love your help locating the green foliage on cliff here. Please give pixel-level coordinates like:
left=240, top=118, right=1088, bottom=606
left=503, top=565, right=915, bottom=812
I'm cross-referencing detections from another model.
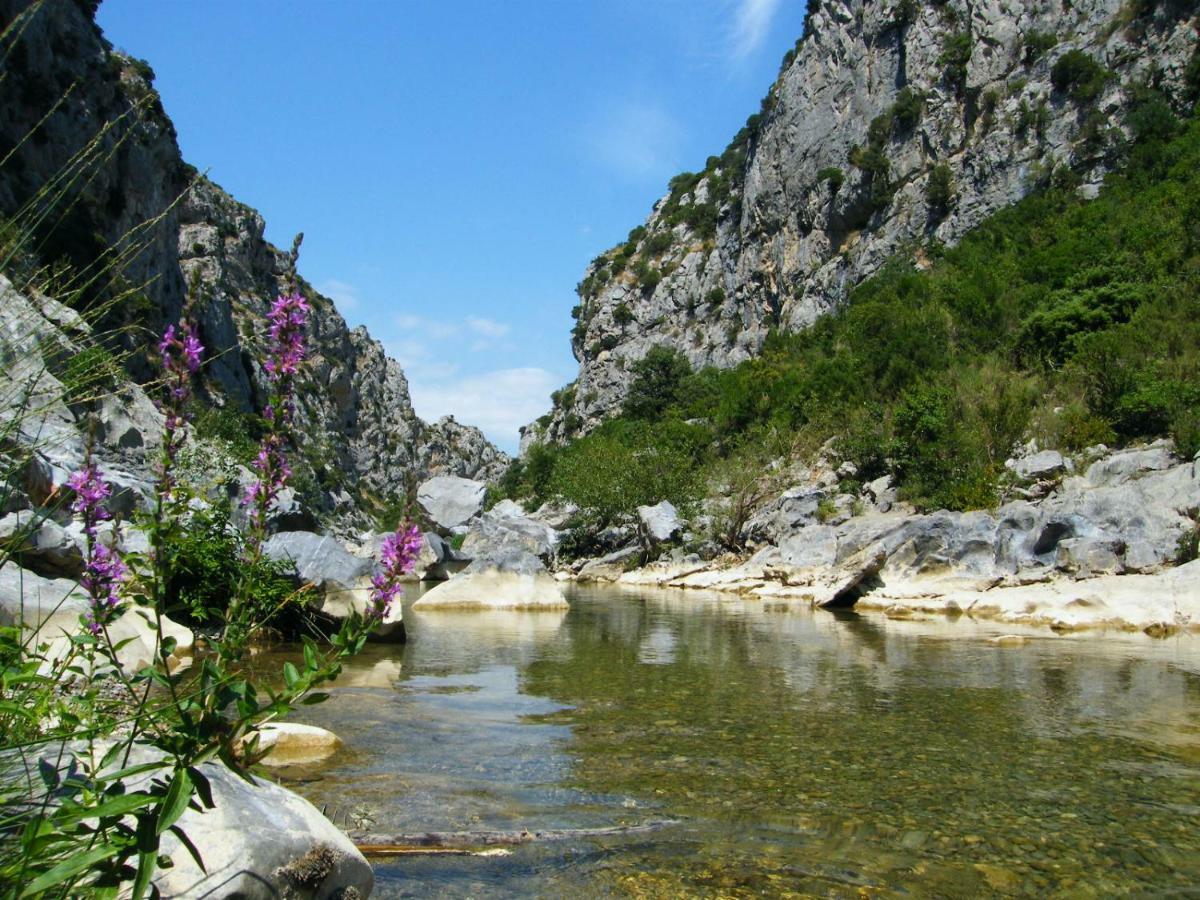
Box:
left=523, top=98, right=1200, bottom=517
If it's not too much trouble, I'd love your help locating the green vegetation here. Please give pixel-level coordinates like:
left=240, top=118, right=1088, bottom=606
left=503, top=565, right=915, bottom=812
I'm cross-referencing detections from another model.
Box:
left=1022, top=30, right=1058, bottom=66
left=1051, top=50, right=1112, bottom=104
left=162, top=505, right=302, bottom=628
left=938, top=32, right=973, bottom=94
left=513, top=100, right=1200, bottom=518
left=926, top=164, right=955, bottom=214
left=817, top=166, right=845, bottom=192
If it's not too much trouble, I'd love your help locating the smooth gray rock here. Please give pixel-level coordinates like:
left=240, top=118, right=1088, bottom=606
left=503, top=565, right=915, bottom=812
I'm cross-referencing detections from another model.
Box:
left=777, top=525, right=839, bottom=570
left=0, top=512, right=83, bottom=578
left=576, top=545, right=642, bottom=582
left=489, top=498, right=526, bottom=518
left=413, top=540, right=567, bottom=610
left=262, top=532, right=372, bottom=591
left=1007, top=450, right=1066, bottom=482
left=417, top=475, right=487, bottom=529
left=1085, top=443, right=1176, bottom=487
left=637, top=500, right=682, bottom=544
left=17, top=742, right=372, bottom=899
left=529, top=500, right=580, bottom=529
left=0, top=564, right=89, bottom=631
left=261, top=532, right=403, bottom=639
left=1056, top=537, right=1125, bottom=578
left=462, top=510, right=558, bottom=566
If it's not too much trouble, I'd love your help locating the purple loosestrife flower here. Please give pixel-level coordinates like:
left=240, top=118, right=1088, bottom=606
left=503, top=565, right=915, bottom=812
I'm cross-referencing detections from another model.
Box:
left=367, top=523, right=422, bottom=621
left=81, top=541, right=128, bottom=634
left=157, top=322, right=205, bottom=495
left=68, top=458, right=127, bottom=633
left=244, top=293, right=309, bottom=538
left=67, top=461, right=111, bottom=536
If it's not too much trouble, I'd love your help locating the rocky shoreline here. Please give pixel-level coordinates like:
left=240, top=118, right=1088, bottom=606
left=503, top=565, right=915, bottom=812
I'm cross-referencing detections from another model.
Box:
left=549, top=439, right=1200, bottom=638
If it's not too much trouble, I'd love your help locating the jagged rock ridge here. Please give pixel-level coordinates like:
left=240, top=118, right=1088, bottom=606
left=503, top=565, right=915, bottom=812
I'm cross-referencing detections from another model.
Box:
left=525, top=0, right=1198, bottom=451
left=0, top=0, right=506, bottom=525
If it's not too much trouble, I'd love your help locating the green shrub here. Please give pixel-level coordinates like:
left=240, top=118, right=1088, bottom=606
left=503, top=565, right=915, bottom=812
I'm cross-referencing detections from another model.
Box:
left=818, top=166, right=845, bottom=192
left=706, top=286, right=726, bottom=304
left=613, top=302, right=634, bottom=327
left=938, top=32, right=972, bottom=93
left=1022, top=30, right=1058, bottom=65
left=1051, top=50, right=1112, bottom=103
left=892, top=87, right=925, bottom=132
left=623, top=346, right=693, bottom=420
left=162, top=505, right=303, bottom=628
left=550, top=420, right=704, bottom=526
left=926, top=164, right=955, bottom=214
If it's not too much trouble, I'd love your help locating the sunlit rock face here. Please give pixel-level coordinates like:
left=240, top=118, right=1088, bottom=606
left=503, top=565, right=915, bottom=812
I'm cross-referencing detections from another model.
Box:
left=526, top=0, right=1198, bottom=449
left=0, top=0, right=506, bottom=531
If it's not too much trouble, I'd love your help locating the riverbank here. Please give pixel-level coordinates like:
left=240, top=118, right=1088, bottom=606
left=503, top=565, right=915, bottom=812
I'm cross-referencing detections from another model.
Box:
left=576, top=555, right=1200, bottom=636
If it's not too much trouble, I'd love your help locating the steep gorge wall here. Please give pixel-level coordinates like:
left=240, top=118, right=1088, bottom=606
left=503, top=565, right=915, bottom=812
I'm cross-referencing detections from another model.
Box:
left=0, top=0, right=505, bottom=521
left=526, top=0, right=1198, bottom=452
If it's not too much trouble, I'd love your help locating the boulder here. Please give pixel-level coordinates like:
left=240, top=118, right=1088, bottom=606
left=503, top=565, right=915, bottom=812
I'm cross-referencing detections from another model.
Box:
left=154, top=756, right=373, bottom=897
left=864, top=475, right=896, bottom=512
left=262, top=531, right=404, bottom=641
left=529, top=500, right=580, bottom=529
left=416, top=475, right=487, bottom=530
left=489, top=498, right=526, bottom=518
left=413, top=544, right=567, bottom=610
left=1006, top=449, right=1066, bottom=482
left=16, top=740, right=373, bottom=899
left=576, top=545, right=642, bottom=582
left=0, top=511, right=83, bottom=578
left=0, top=564, right=193, bottom=674
left=0, top=563, right=89, bottom=632
left=1056, top=537, right=1125, bottom=578
left=637, top=500, right=682, bottom=544
left=248, top=722, right=342, bottom=767
left=462, top=508, right=558, bottom=565
left=1085, top=442, right=1175, bottom=487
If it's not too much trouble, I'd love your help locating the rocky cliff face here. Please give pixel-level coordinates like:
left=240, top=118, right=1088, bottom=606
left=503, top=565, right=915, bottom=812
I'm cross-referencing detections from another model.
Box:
left=0, top=0, right=506, bottom=526
left=526, top=0, right=1198, bottom=451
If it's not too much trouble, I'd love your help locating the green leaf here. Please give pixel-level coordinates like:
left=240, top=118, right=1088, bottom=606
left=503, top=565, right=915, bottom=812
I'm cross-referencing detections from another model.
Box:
left=282, top=661, right=300, bottom=689
left=156, top=767, right=194, bottom=835
left=301, top=692, right=331, bottom=705
left=302, top=639, right=318, bottom=671
left=21, top=843, right=122, bottom=896
left=169, top=823, right=207, bottom=873
left=74, top=791, right=158, bottom=822
left=131, top=814, right=159, bottom=900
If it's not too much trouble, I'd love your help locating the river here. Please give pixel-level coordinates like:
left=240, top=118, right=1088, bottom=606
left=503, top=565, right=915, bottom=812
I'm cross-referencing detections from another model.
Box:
left=261, top=584, right=1200, bottom=897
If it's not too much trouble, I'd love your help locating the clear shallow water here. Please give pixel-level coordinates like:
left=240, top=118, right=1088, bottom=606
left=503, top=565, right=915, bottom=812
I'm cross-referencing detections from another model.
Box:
left=264, top=585, right=1200, bottom=897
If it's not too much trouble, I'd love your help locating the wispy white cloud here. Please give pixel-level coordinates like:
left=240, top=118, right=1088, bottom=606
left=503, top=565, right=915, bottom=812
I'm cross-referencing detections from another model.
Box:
left=580, top=100, right=684, bottom=181
left=466, top=316, right=510, bottom=339
left=729, top=0, right=781, bottom=60
left=391, top=313, right=460, bottom=340
left=408, top=367, right=562, bottom=454
left=316, top=278, right=360, bottom=311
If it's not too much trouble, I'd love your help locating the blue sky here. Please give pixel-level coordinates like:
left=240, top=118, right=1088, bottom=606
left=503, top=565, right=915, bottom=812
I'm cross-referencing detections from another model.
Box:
left=96, top=0, right=808, bottom=453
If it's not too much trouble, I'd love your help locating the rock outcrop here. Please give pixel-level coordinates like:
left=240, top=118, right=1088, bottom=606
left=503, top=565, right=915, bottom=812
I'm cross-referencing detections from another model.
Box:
left=262, top=530, right=405, bottom=640
left=593, top=440, right=1200, bottom=633
left=526, top=0, right=1199, bottom=447
left=0, top=0, right=506, bottom=533
left=413, top=540, right=568, bottom=610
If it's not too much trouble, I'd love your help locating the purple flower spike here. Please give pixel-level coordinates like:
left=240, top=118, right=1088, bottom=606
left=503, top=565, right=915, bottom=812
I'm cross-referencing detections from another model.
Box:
left=68, top=457, right=128, bottom=632
left=67, top=461, right=112, bottom=534
left=368, top=522, right=422, bottom=621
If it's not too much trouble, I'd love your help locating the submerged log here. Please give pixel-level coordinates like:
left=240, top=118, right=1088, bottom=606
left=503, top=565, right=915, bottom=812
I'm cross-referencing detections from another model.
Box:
left=353, top=819, right=681, bottom=856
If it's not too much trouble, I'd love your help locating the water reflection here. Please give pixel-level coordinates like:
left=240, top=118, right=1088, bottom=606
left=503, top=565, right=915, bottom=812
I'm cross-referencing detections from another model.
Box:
left=272, top=584, right=1200, bottom=897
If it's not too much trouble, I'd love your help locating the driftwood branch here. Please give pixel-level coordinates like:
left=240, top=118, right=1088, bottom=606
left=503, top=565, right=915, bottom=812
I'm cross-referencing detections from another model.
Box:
left=353, top=819, right=681, bottom=857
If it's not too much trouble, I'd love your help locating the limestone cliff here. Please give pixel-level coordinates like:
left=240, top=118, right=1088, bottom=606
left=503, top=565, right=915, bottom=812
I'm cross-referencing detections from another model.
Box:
left=0, top=0, right=506, bottom=526
left=526, top=0, right=1199, bottom=451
